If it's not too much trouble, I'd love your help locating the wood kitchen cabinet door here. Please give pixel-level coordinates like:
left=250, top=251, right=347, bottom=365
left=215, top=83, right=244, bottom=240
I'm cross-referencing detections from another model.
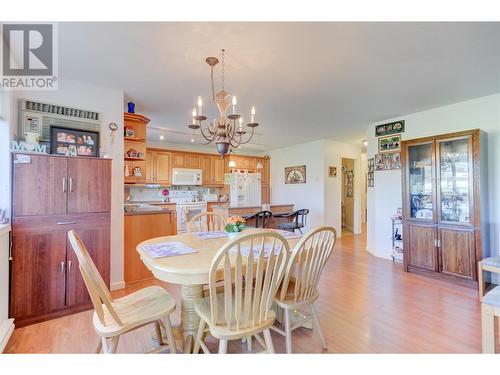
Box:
left=10, top=218, right=67, bottom=320
left=66, top=214, right=110, bottom=307
left=145, top=150, right=155, bottom=183
left=439, top=227, right=475, bottom=279
left=67, top=158, right=111, bottom=214
left=261, top=184, right=270, bottom=204
left=260, top=158, right=270, bottom=184
left=155, top=152, right=171, bottom=185
left=172, top=153, right=185, bottom=168
left=407, top=223, right=438, bottom=272
left=13, top=154, right=67, bottom=216
left=212, top=156, right=225, bottom=185
left=200, top=155, right=212, bottom=185
left=185, top=154, right=200, bottom=168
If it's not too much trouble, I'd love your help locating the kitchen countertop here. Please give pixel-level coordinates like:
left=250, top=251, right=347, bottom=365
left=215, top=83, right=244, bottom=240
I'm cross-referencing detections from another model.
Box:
left=125, top=210, right=175, bottom=216
left=128, top=201, right=177, bottom=205
left=212, top=203, right=294, bottom=209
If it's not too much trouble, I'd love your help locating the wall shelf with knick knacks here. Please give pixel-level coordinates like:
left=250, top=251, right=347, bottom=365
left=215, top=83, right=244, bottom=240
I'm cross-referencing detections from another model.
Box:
left=124, top=113, right=150, bottom=184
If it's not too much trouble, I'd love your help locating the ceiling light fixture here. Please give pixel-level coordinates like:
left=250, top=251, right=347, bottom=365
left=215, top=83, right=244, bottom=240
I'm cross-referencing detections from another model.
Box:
left=159, top=134, right=164, bottom=140
left=188, top=49, right=260, bottom=158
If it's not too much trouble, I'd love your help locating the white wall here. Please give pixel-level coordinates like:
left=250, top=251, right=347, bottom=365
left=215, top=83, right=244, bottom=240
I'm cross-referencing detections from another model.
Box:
left=269, top=139, right=361, bottom=236
left=270, top=140, right=326, bottom=232
left=366, top=93, right=500, bottom=260
left=10, top=78, right=125, bottom=289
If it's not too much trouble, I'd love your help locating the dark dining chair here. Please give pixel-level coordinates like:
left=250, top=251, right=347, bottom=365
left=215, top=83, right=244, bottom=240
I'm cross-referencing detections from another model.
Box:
left=244, top=210, right=273, bottom=228
left=277, top=209, right=310, bottom=234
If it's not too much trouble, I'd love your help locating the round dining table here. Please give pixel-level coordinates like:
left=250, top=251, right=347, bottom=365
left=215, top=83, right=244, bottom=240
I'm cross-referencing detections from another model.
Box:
left=137, top=228, right=301, bottom=353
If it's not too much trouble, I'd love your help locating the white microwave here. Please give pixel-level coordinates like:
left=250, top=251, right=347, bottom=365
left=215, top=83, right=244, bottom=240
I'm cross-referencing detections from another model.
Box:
left=171, top=168, right=202, bottom=186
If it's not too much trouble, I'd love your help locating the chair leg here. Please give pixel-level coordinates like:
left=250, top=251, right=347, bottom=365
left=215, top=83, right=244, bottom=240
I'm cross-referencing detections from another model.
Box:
left=193, top=319, right=206, bottom=354
left=163, top=316, right=177, bottom=354
left=102, top=336, right=120, bottom=354
left=263, top=329, right=275, bottom=354
left=94, top=337, right=102, bottom=353
left=218, top=339, right=228, bottom=354
left=482, top=303, right=495, bottom=353
left=246, top=335, right=253, bottom=352
left=298, top=228, right=303, bottom=234
left=284, top=308, right=292, bottom=354
left=310, top=303, right=327, bottom=350
left=154, top=320, right=163, bottom=345
left=478, top=261, right=484, bottom=301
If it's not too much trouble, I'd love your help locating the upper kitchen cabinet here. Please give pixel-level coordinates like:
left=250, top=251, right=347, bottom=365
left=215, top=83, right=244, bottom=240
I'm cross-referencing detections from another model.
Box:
left=146, top=149, right=171, bottom=185
left=172, top=152, right=200, bottom=169
left=12, top=154, right=111, bottom=216
left=401, top=129, right=485, bottom=287
left=13, top=154, right=68, bottom=216
left=67, top=158, right=111, bottom=214
left=258, top=157, right=270, bottom=184
left=200, top=155, right=225, bottom=186
left=226, top=155, right=256, bottom=170
left=124, top=113, right=149, bottom=184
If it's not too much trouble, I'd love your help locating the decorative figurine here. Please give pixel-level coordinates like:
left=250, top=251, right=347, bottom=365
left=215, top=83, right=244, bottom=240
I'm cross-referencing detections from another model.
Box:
left=127, top=101, right=135, bottom=114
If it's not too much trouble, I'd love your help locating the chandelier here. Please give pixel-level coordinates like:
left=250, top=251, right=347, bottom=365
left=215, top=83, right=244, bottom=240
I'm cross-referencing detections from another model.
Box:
left=188, top=49, right=259, bottom=157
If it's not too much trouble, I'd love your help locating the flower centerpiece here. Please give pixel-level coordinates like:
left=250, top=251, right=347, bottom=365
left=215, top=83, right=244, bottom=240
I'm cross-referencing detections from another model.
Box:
left=225, top=216, right=246, bottom=238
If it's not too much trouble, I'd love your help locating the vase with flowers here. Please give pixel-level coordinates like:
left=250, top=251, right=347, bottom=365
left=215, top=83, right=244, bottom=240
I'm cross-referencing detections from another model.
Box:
left=225, top=216, right=247, bottom=239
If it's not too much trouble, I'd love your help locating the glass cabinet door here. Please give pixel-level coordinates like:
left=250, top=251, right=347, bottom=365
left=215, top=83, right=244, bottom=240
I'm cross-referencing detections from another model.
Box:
left=438, top=137, right=471, bottom=223
left=407, top=142, right=434, bottom=220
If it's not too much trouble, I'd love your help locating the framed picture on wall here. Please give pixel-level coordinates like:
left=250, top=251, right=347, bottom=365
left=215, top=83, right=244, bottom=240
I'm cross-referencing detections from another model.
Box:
left=285, top=165, right=306, bottom=184
left=50, top=126, right=100, bottom=157
left=378, top=135, right=401, bottom=153
left=328, top=166, right=337, bottom=177
left=375, top=120, right=405, bottom=137
left=367, top=158, right=374, bottom=187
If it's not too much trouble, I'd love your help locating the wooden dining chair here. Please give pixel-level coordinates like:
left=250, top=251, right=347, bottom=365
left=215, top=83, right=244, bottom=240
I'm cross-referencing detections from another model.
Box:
left=192, top=231, right=290, bottom=354
left=478, top=257, right=500, bottom=352
left=188, top=212, right=226, bottom=233
left=67, top=229, right=177, bottom=354
left=244, top=210, right=273, bottom=228
left=271, top=226, right=336, bottom=353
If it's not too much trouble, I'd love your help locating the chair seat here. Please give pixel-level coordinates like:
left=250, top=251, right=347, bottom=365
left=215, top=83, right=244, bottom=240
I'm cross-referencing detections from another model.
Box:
left=278, top=222, right=302, bottom=230
left=93, top=286, right=176, bottom=336
left=483, top=257, right=500, bottom=269
left=483, top=286, right=500, bottom=308
left=194, top=293, right=276, bottom=340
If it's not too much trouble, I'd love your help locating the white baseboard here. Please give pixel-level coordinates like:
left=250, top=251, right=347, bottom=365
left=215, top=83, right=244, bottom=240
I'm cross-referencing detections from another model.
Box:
left=110, top=281, right=125, bottom=291
left=0, top=318, right=14, bottom=353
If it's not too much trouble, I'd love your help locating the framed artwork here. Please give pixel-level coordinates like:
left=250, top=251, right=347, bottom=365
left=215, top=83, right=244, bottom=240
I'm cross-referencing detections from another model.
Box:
left=50, top=126, right=99, bottom=157
left=328, top=166, right=337, bottom=177
left=285, top=165, right=306, bottom=184
left=375, top=120, right=405, bottom=137
left=374, top=152, right=401, bottom=171
left=378, top=134, right=401, bottom=153
left=367, top=158, right=374, bottom=187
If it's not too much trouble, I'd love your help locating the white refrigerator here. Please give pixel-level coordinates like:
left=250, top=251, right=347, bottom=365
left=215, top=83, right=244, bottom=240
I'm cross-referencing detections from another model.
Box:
left=230, top=172, right=262, bottom=207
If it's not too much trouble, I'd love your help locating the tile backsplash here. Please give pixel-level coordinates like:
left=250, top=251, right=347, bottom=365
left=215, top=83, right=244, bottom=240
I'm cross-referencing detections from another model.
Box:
left=125, top=185, right=221, bottom=202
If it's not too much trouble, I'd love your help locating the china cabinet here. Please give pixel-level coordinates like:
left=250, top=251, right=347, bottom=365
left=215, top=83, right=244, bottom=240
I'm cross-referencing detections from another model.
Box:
left=401, top=129, right=486, bottom=287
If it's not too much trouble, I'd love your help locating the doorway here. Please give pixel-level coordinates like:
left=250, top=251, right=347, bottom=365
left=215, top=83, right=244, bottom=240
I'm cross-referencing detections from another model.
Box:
left=341, top=158, right=355, bottom=235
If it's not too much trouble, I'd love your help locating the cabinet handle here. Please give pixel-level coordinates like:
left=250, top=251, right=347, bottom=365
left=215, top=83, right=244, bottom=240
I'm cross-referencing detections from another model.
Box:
left=68, top=260, right=72, bottom=273
left=60, top=261, right=65, bottom=273
left=69, top=178, right=73, bottom=192
left=62, top=177, right=66, bottom=192
left=56, top=221, right=77, bottom=225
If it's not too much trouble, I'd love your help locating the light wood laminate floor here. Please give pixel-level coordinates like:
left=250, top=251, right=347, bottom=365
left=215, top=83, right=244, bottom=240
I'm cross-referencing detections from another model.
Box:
left=5, top=228, right=485, bottom=353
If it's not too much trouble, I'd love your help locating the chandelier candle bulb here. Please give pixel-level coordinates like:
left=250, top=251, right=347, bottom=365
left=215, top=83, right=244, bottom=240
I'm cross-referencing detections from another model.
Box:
left=232, top=96, right=237, bottom=114
left=192, top=108, right=197, bottom=122
left=251, top=106, right=256, bottom=123
left=197, top=96, right=203, bottom=115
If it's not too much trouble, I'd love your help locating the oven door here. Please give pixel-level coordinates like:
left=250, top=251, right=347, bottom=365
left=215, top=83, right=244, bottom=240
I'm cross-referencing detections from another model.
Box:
left=177, top=205, right=207, bottom=233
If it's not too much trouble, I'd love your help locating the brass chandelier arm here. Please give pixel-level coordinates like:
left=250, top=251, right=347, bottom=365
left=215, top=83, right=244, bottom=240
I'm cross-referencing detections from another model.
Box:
left=200, top=127, right=217, bottom=142
left=233, top=127, right=256, bottom=145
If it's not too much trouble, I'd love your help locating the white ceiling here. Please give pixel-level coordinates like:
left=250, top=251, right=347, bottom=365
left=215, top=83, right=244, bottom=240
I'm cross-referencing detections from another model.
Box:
left=59, top=22, right=500, bottom=151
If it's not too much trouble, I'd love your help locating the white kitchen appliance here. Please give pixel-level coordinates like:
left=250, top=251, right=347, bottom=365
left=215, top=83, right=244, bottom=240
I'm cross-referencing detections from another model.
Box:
left=171, top=168, right=202, bottom=186
left=230, top=172, right=262, bottom=207
left=169, top=190, right=207, bottom=233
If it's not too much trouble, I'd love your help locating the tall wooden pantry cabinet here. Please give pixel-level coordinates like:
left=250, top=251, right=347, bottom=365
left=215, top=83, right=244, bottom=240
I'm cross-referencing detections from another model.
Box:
left=10, top=153, right=111, bottom=326
left=401, top=129, right=487, bottom=288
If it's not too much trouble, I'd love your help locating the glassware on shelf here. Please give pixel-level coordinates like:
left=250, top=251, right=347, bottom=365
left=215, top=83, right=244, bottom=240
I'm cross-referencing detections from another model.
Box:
left=439, top=138, right=470, bottom=223
left=408, top=142, right=433, bottom=219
